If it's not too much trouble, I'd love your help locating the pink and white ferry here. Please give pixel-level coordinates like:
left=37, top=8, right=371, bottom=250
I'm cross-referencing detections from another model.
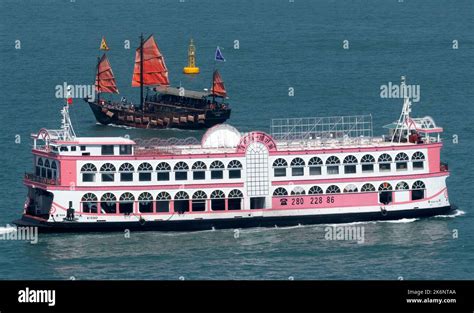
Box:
left=15, top=98, right=452, bottom=232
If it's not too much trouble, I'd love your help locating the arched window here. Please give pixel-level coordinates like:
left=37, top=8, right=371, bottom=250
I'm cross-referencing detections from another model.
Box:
left=228, top=189, right=243, bottom=210
left=174, top=162, right=189, bottom=181
left=81, top=193, right=98, bottom=213
left=361, top=154, right=375, bottom=173
left=156, top=192, right=171, bottom=213
left=378, top=182, right=393, bottom=204
left=192, top=190, right=207, bottom=211
left=308, top=157, right=323, bottom=175
left=228, top=160, right=242, bottom=179
left=291, top=186, right=306, bottom=195
left=326, top=185, right=341, bottom=194
left=81, top=163, right=97, bottom=182
left=51, top=161, right=58, bottom=180
left=326, top=156, right=340, bottom=175
left=378, top=182, right=393, bottom=191
left=138, top=163, right=153, bottom=181
left=395, top=153, right=409, bottom=171
left=100, top=193, right=116, bottom=214
left=361, top=183, right=376, bottom=192
left=138, top=192, right=153, bottom=213
left=36, top=158, right=43, bottom=176
left=51, top=161, right=57, bottom=169
left=119, top=163, right=134, bottom=182
left=192, top=161, right=207, bottom=180
left=273, top=158, right=288, bottom=177
left=44, top=159, right=52, bottom=179
left=412, top=152, right=425, bottom=169
left=395, top=181, right=409, bottom=190
left=412, top=180, right=426, bottom=200
left=100, top=163, right=116, bottom=182
left=308, top=186, right=323, bottom=194
left=119, top=192, right=135, bottom=214
left=378, top=153, right=392, bottom=172
left=273, top=187, right=288, bottom=196
left=210, top=161, right=224, bottom=179
left=210, top=190, right=225, bottom=211
left=290, top=158, right=305, bottom=176
left=343, top=184, right=358, bottom=193
left=174, top=191, right=189, bottom=213
left=343, top=155, right=358, bottom=174
left=156, top=162, right=171, bottom=181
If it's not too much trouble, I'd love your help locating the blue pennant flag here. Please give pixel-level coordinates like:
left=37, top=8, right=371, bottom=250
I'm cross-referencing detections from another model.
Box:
left=215, top=46, right=225, bottom=62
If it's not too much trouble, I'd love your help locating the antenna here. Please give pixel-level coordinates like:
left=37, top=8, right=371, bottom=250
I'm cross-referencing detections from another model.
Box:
left=391, top=76, right=412, bottom=143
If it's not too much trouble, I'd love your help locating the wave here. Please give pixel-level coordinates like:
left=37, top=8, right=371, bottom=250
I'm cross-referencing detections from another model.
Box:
left=433, top=209, right=466, bottom=218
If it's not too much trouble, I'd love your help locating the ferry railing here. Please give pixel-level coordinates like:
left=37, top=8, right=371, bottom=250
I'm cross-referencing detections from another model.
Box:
left=24, top=172, right=60, bottom=185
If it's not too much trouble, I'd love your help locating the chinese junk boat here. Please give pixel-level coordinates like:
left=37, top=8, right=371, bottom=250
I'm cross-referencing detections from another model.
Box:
left=86, top=35, right=231, bottom=130
left=16, top=98, right=453, bottom=232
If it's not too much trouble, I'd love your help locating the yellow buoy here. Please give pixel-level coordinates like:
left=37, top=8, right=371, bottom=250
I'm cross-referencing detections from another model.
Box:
left=183, top=39, right=200, bottom=74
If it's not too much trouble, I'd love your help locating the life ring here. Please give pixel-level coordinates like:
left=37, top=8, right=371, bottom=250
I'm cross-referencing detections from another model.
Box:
left=139, top=216, right=146, bottom=226
left=380, top=206, right=388, bottom=216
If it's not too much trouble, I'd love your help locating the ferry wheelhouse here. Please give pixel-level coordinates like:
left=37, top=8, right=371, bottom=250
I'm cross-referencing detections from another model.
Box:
left=15, top=98, right=452, bottom=232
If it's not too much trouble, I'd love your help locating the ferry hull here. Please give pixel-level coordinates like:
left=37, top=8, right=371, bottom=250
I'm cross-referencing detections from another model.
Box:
left=13, top=205, right=453, bottom=233
left=87, top=101, right=231, bottom=130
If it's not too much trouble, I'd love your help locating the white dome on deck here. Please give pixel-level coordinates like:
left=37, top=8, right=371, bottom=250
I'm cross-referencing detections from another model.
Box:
left=201, top=124, right=241, bottom=148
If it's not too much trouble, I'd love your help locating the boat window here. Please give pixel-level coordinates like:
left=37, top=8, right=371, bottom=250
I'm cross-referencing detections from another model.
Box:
left=395, top=153, right=409, bottom=171
left=80, top=146, right=86, bottom=151
left=273, top=158, right=287, bottom=177
left=101, top=145, right=114, bottom=155
left=81, top=163, right=97, bottom=182
left=412, top=152, right=425, bottom=169
left=210, top=190, right=225, bottom=211
left=228, top=160, right=242, bottom=179
left=343, top=155, right=358, bottom=174
left=174, top=191, right=189, bottom=213
left=119, top=163, right=134, bottom=182
left=210, top=161, right=224, bottom=179
left=361, top=154, right=375, bottom=173
left=412, top=180, right=425, bottom=200
left=138, top=162, right=153, bottom=181
left=156, top=162, right=171, bottom=181
left=378, top=153, right=392, bottom=172
left=290, top=158, right=305, bottom=176
left=343, top=184, right=358, bottom=193
left=81, top=193, right=98, bottom=213
left=60, top=146, right=69, bottom=152
left=250, top=197, right=265, bottom=210
left=309, top=157, right=322, bottom=175
left=192, top=191, right=207, bottom=211
left=119, top=192, right=135, bottom=214
left=396, top=181, right=409, bottom=190
left=326, top=185, right=341, bottom=194
left=361, top=183, right=376, bottom=192
left=291, top=186, right=306, bottom=195
left=273, top=187, right=288, bottom=196
left=100, top=193, right=117, bottom=214
left=174, top=162, right=189, bottom=181
left=156, top=192, right=171, bottom=213
left=70, top=146, right=77, bottom=152
left=308, top=186, right=323, bottom=194
left=326, top=156, right=340, bottom=175
left=100, top=163, right=116, bottom=182
left=228, top=189, right=243, bottom=210
left=138, top=192, right=153, bottom=213
left=119, top=145, right=132, bottom=155
left=192, top=161, right=207, bottom=180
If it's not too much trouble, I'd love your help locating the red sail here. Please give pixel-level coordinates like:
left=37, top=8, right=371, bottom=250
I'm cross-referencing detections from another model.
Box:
left=96, top=54, right=119, bottom=93
left=132, top=35, right=169, bottom=87
left=211, top=70, right=226, bottom=97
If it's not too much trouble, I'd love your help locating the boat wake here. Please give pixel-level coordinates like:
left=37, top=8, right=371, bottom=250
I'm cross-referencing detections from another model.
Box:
left=433, top=209, right=466, bottom=219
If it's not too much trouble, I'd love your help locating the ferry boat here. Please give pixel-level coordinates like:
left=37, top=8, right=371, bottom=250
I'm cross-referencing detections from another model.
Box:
left=85, top=35, right=231, bottom=130
left=15, top=97, right=453, bottom=232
